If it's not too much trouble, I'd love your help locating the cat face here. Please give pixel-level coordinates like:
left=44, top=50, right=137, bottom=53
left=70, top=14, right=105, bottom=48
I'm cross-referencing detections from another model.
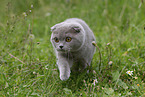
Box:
left=51, top=23, right=85, bottom=52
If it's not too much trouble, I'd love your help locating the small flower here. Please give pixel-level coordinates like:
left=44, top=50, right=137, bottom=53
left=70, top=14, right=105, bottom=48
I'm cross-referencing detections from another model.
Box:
left=31, top=4, right=33, bottom=8
left=127, top=92, right=132, bottom=95
left=126, top=70, right=133, bottom=76
left=23, top=12, right=27, bottom=17
left=33, top=71, right=36, bottom=74
left=137, top=84, right=140, bottom=86
left=29, top=34, right=35, bottom=40
left=107, top=42, right=110, bottom=46
left=37, top=42, right=40, bottom=44
left=92, top=41, right=97, bottom=46
left=93, top=70, right=96, bottom=74
left=93, top=79, right=98, bottom=86
left=29, top=10, right=32, bottom=12
left=134, top=77, right=138, bottom=79
left=83, top=80, right=87, bottom=86
left=108, top=61, right=113, bottom=65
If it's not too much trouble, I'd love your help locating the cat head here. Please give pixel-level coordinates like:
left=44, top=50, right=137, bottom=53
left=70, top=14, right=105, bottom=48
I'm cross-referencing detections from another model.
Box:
left=51, top=22, right=85, bottom=52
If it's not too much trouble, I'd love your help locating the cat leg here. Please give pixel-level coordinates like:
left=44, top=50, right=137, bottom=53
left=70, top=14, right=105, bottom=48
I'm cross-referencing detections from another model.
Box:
left=57, top=58, right=71, bottom=81
left=79, top=58, right=89, bottom=70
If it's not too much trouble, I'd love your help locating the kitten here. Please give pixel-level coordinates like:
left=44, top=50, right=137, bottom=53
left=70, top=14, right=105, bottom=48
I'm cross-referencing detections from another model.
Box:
left=50, top=18, right=96, bottom=81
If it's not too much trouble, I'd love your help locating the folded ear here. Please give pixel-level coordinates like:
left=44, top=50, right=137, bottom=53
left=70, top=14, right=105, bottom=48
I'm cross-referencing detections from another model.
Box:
left=72, top=26, right=81, bottom=33
left=51, top=25, right=56, bottom=32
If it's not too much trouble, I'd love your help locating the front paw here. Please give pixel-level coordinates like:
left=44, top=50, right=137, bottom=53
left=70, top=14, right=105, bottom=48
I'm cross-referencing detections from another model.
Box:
left=60, top=74, right=70, bottom=81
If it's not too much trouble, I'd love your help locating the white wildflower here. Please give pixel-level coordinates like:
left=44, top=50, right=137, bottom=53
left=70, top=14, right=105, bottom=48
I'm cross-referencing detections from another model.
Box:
left=107, top=42, right=110, bottom=46
left=93, top=79, right=98, bottom=86
left=126, top=70, right=133, bottom=76
left=23, top=12, right=27, bottom=17
left=127, top=92, right=132, bottom=95
left=108, top=61, right=113, bottom=65
left=31, top=4, right=33, bottom=8
left=33, top=71, right=36, bottom=74
left=29, top=34, right=35, bottom=40
left=93, top=70, right=96, bottom=74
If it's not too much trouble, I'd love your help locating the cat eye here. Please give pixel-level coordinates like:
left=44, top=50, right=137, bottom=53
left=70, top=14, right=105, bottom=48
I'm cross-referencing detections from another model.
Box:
left=66, top=37, right=72, bottom=42
left=54, top=37, right=59, bottom=43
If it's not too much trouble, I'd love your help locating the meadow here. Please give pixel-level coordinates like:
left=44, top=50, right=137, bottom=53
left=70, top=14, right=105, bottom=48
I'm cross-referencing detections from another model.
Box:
left=0, top=0, right=145, bottom=96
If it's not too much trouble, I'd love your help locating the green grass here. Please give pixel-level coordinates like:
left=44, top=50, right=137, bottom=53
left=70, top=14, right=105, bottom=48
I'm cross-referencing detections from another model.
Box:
left=0, top=0, right=145, bottom=96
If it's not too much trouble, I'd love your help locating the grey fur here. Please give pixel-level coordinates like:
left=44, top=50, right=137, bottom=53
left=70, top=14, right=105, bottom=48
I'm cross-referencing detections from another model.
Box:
left=51, top=18, right=96, bottom=81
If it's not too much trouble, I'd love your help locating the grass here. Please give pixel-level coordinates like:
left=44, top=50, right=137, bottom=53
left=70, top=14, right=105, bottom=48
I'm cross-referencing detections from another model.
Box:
left=0, top=0, right=145, bottom=96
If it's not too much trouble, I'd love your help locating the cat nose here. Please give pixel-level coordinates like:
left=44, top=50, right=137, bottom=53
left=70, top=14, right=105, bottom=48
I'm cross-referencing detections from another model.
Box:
left=59, top=46, right=63, bottom=49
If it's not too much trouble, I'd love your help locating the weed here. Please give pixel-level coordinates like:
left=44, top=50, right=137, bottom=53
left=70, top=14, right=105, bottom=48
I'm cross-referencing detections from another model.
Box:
left=0, top=0, right=145, bottom=96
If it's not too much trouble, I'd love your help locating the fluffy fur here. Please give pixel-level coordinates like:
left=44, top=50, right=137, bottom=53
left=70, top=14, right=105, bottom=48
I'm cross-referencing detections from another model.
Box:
left=51, top=18, right=96, bottom=81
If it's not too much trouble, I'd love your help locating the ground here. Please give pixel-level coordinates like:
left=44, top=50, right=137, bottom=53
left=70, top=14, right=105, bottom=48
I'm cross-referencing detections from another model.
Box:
left=0, top=0, right=145, bottom=96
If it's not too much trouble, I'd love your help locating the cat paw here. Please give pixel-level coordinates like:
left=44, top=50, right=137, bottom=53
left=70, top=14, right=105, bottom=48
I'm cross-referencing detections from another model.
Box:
left=60, top=75, right=70, bottom=81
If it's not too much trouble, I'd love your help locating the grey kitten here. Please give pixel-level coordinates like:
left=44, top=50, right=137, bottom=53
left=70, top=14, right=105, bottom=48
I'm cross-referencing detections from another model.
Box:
left=50, top=18, right=96, bottom=81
